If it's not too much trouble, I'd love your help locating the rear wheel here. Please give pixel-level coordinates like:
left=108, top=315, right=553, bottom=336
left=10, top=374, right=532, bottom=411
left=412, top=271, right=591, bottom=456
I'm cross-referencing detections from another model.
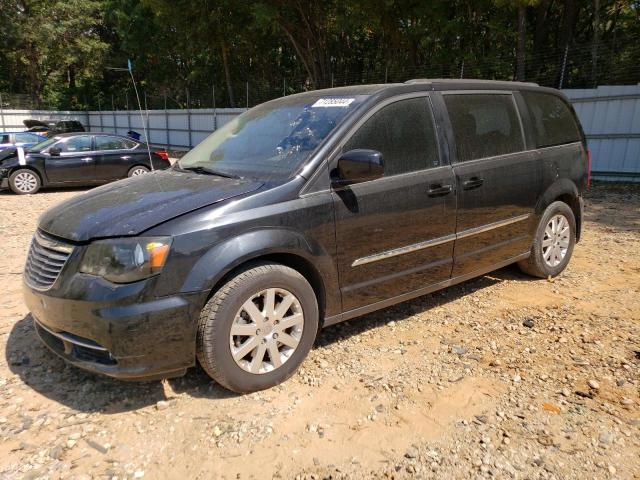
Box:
left=196, top=262, right=319, bottom=393
left=518, top=201, right=576, bottom=278
left=128, top=165, right=149, bottom=177
left=9, top=169, right=41, bottom=194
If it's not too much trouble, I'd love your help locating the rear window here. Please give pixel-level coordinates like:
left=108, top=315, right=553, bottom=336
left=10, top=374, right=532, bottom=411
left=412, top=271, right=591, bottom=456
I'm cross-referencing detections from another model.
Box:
left=444, top=94, right=524, bottom=162
left=521, top=91, right=582, bottom=148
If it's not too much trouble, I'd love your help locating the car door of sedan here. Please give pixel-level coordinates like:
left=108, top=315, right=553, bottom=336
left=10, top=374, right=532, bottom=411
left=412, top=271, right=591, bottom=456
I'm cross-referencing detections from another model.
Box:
left=332, top=94, right=456, bottom=313
left=44, top=135, right=96, bottom=184
left=94, top=136, right=139, bottom=181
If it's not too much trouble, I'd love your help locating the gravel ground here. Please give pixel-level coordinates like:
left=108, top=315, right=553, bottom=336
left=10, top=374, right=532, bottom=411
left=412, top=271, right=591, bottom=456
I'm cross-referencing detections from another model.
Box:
left=0, top=182, right=638, bottom=480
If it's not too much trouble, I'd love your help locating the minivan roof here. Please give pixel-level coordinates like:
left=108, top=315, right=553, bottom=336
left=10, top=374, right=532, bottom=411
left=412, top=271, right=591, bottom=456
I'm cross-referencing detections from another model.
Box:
left=286, top=79, right=551, bottom=99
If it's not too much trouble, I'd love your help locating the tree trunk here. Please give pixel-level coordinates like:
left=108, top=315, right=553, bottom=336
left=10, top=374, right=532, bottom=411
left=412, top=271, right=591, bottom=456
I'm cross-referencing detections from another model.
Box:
left=591, top=0, right=600, bottom=86
left=516, top=4, right=527, bottom=81
left=221, top=42, right=235, bottom=108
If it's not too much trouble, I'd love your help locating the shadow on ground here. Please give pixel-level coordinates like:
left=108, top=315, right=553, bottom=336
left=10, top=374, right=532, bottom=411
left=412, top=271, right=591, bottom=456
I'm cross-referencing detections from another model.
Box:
left=6, top=264, right=534, bottom=414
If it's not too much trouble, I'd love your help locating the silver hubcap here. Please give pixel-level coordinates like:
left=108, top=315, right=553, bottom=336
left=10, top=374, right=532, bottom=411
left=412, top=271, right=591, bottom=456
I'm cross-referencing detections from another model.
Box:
left=131, top=168, right=148, bottom=176
left=229, top=288, right=304, bottom=374
left=14, top=172, right=37, bottom=193
left=542, top=214, right=570, bottom=267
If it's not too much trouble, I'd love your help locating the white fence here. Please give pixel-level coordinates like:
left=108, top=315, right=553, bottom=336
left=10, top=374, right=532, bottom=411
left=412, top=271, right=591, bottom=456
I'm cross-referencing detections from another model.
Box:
left=0, top=108, right=246, bottom=150
left=563, top=84, right=640, bottom=182
left=1, top=84, right=639, bottom=180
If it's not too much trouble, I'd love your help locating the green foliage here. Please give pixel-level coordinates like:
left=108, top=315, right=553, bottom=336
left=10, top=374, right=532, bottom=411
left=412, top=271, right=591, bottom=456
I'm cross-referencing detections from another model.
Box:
left=1, top=0, right=638, bottom=109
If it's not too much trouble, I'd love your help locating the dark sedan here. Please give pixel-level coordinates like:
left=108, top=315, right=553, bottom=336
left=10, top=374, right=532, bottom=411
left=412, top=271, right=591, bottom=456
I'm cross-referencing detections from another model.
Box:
left=0, top=133, right=171, bottom=194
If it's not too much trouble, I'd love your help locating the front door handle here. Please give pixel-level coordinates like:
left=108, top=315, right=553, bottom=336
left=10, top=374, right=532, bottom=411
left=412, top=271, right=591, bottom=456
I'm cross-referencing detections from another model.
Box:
left=463, top=177, right=484, bottom=190
left=81, top=157, right=93, bottom=163
left=427, top=184, right=452, bottom=197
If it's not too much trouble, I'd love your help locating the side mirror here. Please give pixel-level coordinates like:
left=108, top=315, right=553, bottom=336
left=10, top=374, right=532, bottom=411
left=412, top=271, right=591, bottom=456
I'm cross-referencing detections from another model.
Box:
left=332, top=149, right=384, bottom=186
left=49, top=147, right=61, bottom=156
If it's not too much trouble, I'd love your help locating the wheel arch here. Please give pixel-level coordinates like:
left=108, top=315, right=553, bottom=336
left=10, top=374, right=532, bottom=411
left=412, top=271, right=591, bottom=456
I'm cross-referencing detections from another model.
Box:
left=181, top=228, right=339, bottom=324
left=9, top=165, right=45, bottom=186
left=536, top=179, right=583, bottom=241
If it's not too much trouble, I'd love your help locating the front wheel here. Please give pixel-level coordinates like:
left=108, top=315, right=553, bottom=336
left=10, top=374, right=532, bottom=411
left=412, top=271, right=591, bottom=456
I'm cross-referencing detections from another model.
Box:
left=518, top=201, right=576, bottom=278
left=196, top=262, right=319, bottom=393
left=9, top=169, right=41, bottom=194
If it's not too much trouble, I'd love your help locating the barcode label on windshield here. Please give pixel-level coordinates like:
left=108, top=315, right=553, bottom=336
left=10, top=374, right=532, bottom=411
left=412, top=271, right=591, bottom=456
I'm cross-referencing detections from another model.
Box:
left=312, top=98, right=355, bottom=108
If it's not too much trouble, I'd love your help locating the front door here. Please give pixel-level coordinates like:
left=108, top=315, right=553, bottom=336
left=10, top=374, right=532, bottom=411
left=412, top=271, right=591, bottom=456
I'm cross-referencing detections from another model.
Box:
left=44, top=135, right=96, bottom=183
left=441, top=92, right=540, bottom=277
left=332, top=95, right=456, bottom=313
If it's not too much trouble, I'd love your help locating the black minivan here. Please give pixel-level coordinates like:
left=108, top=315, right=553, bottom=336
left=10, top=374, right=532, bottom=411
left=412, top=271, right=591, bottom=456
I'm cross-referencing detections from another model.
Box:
left=23, top=80, right=588, bottom=392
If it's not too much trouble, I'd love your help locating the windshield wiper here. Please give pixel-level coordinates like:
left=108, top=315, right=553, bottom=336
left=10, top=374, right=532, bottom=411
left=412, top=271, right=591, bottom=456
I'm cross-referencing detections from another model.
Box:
left=178, top=165, right=241, bottom=179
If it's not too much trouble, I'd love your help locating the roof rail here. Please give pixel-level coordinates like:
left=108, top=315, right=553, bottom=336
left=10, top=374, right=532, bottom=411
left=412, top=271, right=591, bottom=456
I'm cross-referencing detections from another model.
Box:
left=404, top=78, right=539, bottom=87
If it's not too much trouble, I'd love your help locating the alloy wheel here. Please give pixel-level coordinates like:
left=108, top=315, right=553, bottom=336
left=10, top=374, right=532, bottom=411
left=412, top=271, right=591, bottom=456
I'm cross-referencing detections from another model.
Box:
left=14, top=172, right=38, bottom=193
left=229, top=288, right=304, bottom=374
left=542, top=214, right=570, bottom=267
left=131, top=167, right=148, bottom=176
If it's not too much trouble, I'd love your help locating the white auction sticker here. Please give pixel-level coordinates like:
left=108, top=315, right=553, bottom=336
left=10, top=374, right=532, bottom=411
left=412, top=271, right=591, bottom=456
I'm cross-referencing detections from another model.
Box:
left=312, top=98, right=355, bottom=108
left=17, top=147, right=26, bottom=166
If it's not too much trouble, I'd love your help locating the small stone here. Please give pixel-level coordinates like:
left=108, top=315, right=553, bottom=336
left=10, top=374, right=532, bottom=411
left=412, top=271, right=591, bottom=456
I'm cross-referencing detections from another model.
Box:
left=387, top=321, right=396, bottom=327
left=512, top=374, right=521, bottom=383
left=405, top=446, right=419, bottom=459
left=616, top=378, right=625, bottom=387
left=599, top=432, right=613, bottom=444
left=561, top=388, right=571, bottom=397
left=313, top=457, right=320, bottom=466
left=156, top=400, right=170, bottom=411
left=608, top=465, right=616, bottom=475
left=213, top=425, right=223, bottom=437
left=451, top=345, right=468, bottom=355
left=489, top=359, right=502, bottom=367
left=522, top=319, right=535, bottom=328
left=587, top=379, right=600, bottom=390
left=134, top=471, right=145, bottom=478
left=375, top=404, right=385, bottom=413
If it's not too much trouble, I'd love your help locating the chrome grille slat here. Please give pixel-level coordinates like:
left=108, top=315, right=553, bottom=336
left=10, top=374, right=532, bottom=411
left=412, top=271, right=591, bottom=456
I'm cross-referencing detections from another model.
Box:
left=30, top=249, right=66, bottom=267
left=24, top=232, right=73, bottom=291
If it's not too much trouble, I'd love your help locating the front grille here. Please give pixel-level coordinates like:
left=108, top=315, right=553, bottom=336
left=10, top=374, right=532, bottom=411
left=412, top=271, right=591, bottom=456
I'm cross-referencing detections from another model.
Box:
left=24, top=231, right=74, bottom=290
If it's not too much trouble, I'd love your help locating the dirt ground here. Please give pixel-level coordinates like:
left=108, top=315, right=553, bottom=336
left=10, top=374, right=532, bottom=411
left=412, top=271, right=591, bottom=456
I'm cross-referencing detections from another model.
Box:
left=0, top=182, right=638, bottom=480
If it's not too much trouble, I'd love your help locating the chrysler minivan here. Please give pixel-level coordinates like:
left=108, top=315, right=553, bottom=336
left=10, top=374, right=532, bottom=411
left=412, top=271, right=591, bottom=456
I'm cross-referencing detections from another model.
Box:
left=23, top=79, right=588, bottom=392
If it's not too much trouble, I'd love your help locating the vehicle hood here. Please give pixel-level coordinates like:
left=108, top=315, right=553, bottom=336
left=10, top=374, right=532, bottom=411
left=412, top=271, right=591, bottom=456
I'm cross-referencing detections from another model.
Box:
left=38, top=170, right=264, bottom=242
left=0, top=147, right=17, bottom=163
left=23, top=119, right=53, bottom=129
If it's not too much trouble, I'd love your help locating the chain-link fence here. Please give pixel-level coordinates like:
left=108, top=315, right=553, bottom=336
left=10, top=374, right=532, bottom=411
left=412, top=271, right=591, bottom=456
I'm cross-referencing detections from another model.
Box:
left=2, top=36, right=639, bottom=112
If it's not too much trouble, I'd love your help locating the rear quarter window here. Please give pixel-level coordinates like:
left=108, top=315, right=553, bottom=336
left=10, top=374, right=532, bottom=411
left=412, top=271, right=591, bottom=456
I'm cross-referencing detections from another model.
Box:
left=444, top=93, right=524, bottom=162
left=521, top=91, right=582, bottom=148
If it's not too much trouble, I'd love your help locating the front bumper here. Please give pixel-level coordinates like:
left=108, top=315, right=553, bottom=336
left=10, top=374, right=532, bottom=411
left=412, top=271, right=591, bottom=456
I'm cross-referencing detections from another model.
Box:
left=23, top=278, right=205, bottom=380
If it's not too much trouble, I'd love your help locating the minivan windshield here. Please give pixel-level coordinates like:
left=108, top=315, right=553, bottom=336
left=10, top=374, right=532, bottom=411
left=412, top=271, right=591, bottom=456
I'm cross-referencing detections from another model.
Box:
left=177, top=94, right=368, bottom=181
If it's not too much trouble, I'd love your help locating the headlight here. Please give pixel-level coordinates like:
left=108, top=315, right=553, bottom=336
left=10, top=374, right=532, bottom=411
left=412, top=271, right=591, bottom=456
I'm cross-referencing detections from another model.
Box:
left=80, top=237, right=172, bottom=283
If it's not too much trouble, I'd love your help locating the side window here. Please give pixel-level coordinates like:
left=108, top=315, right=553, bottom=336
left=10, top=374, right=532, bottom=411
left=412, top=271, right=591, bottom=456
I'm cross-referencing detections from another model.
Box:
left=95, top=136, right=135, bottom=151
left=444, top=94, right=524, bottom=162
left=521, top=91, right=581, bottom=148
left=15, top=133, right=38, bottom=143
left=59, top=136, right=92, bottom=153
left=0, top=134, right=9, bottom=144
left=343, top=97, right=439, bottom=176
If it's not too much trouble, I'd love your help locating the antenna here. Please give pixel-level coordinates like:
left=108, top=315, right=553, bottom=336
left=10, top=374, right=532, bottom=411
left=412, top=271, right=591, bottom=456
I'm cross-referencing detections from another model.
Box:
left=127, top=60, right=154, bottom=171
left=107, top=62, right=154, bottom=171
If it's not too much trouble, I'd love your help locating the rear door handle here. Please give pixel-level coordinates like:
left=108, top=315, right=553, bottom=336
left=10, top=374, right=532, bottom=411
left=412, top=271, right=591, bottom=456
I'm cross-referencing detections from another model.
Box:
left=463, top=177, right=484, bottom=190
left=427, top=184, right=452, bottom=197
left=81, top=157, right=93, bottom=163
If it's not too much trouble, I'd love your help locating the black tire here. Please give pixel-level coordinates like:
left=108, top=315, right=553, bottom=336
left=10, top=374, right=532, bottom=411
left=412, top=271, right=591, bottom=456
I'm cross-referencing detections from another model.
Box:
left=9, top=169, right=41, bottom=194
left=127, top=165, right=150, bottom=177
left=196, top=261, right=319, bottom=393
left=518, top=201, right=576, bottom=278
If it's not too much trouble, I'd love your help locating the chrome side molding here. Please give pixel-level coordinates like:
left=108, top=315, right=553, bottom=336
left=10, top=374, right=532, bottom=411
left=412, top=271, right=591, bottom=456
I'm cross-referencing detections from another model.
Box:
left=351, top=213, right=531, bottom=267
